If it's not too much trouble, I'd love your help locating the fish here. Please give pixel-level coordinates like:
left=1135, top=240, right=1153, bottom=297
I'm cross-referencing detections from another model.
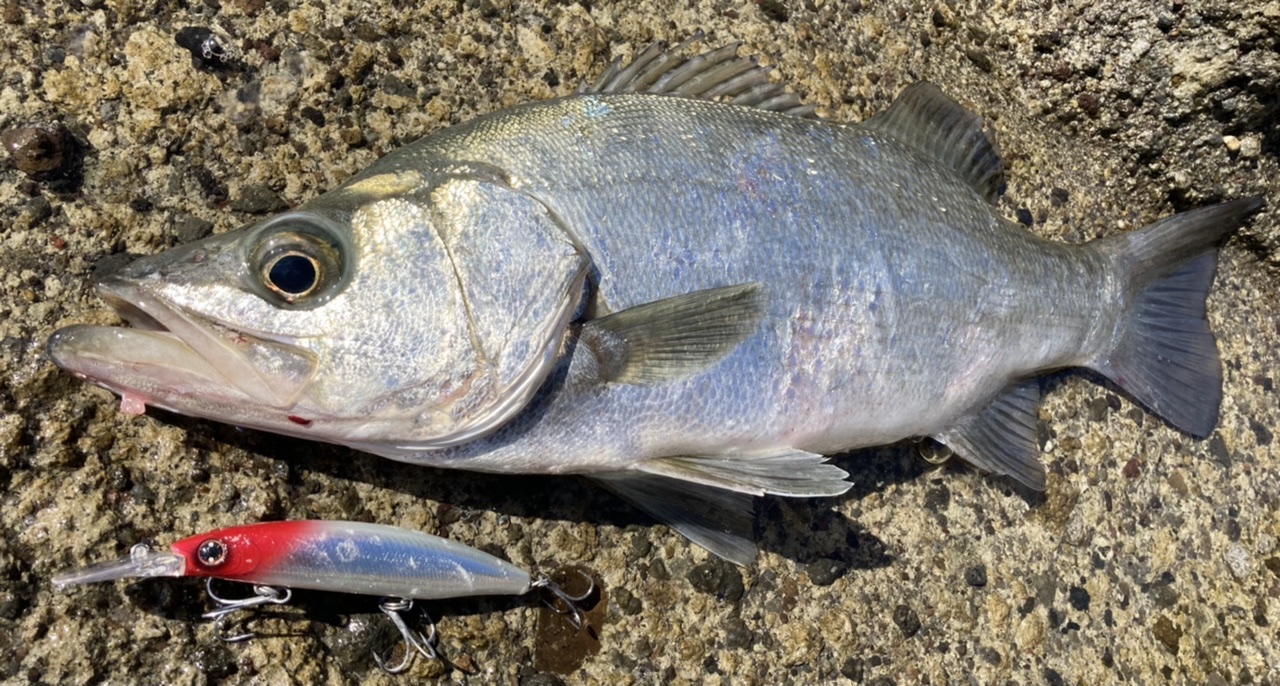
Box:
left=47, top=38, right=1264, bottom=563
left=54, top=520, right=588, bottom=672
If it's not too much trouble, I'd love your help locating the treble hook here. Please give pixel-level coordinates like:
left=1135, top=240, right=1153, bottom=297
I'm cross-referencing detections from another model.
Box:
left=372, top=597, right=439, bottom=674
left=202, top=579, right=292, bottom=642
left=531, top=570, right=596, bottom=630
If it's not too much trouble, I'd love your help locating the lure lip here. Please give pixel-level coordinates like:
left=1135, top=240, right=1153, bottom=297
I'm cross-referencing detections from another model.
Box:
left=52, top=543, right=187, bottom=589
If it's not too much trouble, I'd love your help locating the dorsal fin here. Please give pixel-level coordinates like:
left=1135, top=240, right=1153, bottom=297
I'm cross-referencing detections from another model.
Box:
left=580, top=32, right=818, bottom=118
left=863, top=82, right=1006, bottom=203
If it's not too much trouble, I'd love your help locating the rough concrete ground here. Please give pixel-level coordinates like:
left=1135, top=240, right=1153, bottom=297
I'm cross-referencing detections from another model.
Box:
left=1, top=0, right=1278, bottom=684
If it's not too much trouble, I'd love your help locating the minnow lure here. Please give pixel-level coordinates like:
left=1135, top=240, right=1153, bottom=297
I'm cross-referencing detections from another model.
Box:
left=54, top=520, right=586, bottom=672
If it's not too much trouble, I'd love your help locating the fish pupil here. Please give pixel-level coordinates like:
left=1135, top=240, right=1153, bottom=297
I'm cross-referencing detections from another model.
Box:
left=268, top=254, right=318, bottom=295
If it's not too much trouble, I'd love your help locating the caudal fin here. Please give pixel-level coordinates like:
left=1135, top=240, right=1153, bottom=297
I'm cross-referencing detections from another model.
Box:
left=1090, top=196, right=1264, bottom=437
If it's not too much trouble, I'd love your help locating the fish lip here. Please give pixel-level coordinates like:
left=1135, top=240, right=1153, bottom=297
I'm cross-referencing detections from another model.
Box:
left=49, top=276, right=310, bottom=409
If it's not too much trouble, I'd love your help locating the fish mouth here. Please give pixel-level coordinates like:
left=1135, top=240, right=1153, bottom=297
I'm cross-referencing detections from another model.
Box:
left=47, top=277, right=317, bottom=414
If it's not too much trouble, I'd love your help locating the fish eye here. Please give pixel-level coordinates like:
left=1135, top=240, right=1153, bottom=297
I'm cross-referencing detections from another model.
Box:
left=197, top=538, right=228, bottom=567
left=250, top=227, right=344, bottom=307
left=265, top=251, right=320, bottom=297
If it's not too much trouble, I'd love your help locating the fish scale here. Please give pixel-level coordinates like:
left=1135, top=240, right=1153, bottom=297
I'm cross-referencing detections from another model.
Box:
left=47, top=41, right=1264, bottom=563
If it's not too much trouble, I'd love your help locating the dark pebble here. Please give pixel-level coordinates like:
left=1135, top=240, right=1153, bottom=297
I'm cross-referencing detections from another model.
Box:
left=174, top=26, right=236, bottom=71
left=188, top=644, right=237, bottom=680
left=231, top=184, right=287, bottom=214
left=839, top=656, right=864, bottom=680
left=0, top=588, right=28, bottom=620
left=964, top=564, right=987, bottom=587
left=1067, top=586, right=1090, bottom=611
left=300, top=106, right=325, bottom=126
left=22, top=196, right=52, bottom=226
left=1152, top=615, right=1181, bottom=653
left=964, top=48, right=993, bottom=73
left=686, top=560, right=744, bottom=603
left=3, top=123, right=77, bottom=180
left=1044, top=667, right=1065, bottom=686
left=1086, top=397, right=1109, bottom=421
left=627, top=535, right=652, bottom=562
left=1264, top=557, right=1280, bottom=578
left=979, top=646, right=1001, bottom=665
left=721, top=617, right=753, bottom=649
left=644, top=558, right=669, bottom=581
left=1077, top=92, right=1102, bottom=118
left=758, top=0, right=788, bottom=22
left=171, top=215, right=215, bottom=243
left=1122, top=457, right=1141, bottom=479
left=1050, top=187, right=1070, bottom=206
left=1016, top=207, right=1033, bottom=226
left=807, top=558, right=848, bottom=586
left=3, top=1, right=21, bottom=24
left=1209, top=434, right=1231, bottom=468
left=612, top=587, right=642, bottom=615
left=1250, top=419, right=1272, bottom=446
left=1156, top=15, right=1175, bottom=32
left=519, top=670, right=566, bottom=686
left=868, top=676, right=895, bottom=686
left=892, top=604, right=920, bottom=638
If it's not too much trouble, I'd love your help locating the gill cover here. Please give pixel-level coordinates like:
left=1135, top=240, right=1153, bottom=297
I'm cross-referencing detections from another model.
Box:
left=349, top=172, right=589, bottom=448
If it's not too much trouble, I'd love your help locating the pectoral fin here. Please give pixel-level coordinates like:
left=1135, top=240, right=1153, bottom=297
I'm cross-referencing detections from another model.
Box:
left=593, top=471, right=759, bottom=565
left=936, top=379, right=1046, bottom=490
left=578, top=283, right=768, bottom=386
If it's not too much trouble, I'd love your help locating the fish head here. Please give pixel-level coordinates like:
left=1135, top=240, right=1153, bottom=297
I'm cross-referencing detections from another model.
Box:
left=48, top=169, right=589, bottom=449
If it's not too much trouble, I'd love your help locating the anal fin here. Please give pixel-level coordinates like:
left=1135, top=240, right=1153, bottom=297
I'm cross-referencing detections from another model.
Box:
left=936, top=379, right=1046, bottom=490
left=592, top=472, right=758, bottom=565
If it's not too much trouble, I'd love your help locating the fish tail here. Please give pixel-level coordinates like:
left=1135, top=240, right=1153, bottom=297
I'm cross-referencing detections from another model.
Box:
left=1089, top=196, right=1264, bottom=437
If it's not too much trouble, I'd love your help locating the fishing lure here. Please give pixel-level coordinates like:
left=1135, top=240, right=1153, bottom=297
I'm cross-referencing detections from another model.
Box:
left=54, top=520, right=588, bottom=672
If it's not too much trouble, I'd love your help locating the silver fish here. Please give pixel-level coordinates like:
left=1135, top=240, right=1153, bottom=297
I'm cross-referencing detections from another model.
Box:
left=48, top=39, right=1263, bottom=562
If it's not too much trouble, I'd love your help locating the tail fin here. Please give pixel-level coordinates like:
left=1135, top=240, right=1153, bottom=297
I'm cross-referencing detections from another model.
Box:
left=1090, top=196, right=1264, bottom=437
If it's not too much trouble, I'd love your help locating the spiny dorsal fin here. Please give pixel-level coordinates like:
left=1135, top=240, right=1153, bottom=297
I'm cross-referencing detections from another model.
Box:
left=577, top=282, right=768, bottom=386
left=581, top=32, right=818, bottom=118
left=863, top=82, right=1006, bottom=204
left=936, top=378, right=1045, bottom=490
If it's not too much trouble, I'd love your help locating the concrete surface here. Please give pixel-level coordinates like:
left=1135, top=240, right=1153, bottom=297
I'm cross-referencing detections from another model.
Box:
left=0, top=0, right=1277, bottom=684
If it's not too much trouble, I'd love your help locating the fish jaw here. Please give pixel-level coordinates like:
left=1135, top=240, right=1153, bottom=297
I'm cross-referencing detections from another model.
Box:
left=47, top=276, right=320, bottom=422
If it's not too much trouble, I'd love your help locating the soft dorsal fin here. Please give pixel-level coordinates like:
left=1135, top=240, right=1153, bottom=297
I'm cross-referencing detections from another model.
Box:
left=863, top=82, right=1006, bottom=203
left=581, top=32, right=818, bottom=118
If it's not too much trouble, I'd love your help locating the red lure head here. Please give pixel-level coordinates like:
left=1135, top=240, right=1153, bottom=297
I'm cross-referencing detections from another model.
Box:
left=169, top=521, right=315, bottom=580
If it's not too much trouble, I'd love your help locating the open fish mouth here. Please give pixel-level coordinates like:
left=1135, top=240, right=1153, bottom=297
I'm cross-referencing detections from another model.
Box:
left=47, top=277, right=318, bottom=415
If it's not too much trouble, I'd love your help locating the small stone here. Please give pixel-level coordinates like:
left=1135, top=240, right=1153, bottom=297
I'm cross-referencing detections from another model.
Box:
left=1044, top=667, right=1065, bottom=686
left=964, top=564, right=988, bottom=587
left=3, top=123, right=77, bottom=180
left=1250, top=419, right=1272, bottom=445
left=1239, top=136, right=1261, bottom=159
left=174, top=26, right=237, bottom=71
left=1152, top=615, right=1181, bottom=653
left=721, top=617, right=753, bottom=649
left=1156, top=15, right=1175, bottom=32
left=1016, top=207, right=1033, bottom=226
left=807, top=558, right=848, bottom=586
left=1209, top=434, right=1231, bottom=467
left=892, top=604, right=921, bottom=638
left=1265, top=557, right=1280, bottom=578
left=964, top=48, right=993, bottom=73
left=839, top=656, right=864, bottom=680
left=1122, top=458, right=1141, bottom=479
left=758, top=0, right=788, bottom=22
left=612, top=587, right=642, bottom=615
left=1050, top=187, right=1070, bottom=206
left=1077, top=92, right=1101, bottom=118
left=1167, top=472, right=1189, bottom=496
left=1222, top=135, right=1241, bottom=152
left=1086, top=397, right=1109, bottom=421
left=1067, top=586, right=1090, bottom=611
left=231, top=185, right=287, bottom=214
left=686, top=560, right=744, bottom=603
left=171, top=215, right=215, bottom=243
left=2, top=1, right=21, bottom=24
left=1225, top=542, right=1253, bottom=579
